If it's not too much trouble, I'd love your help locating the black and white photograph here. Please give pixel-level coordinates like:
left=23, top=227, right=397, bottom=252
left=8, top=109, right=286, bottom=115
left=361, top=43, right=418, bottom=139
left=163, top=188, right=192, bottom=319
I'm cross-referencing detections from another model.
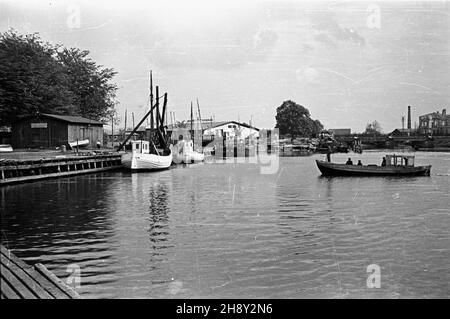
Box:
left=0, top=0, right=449, bottom=305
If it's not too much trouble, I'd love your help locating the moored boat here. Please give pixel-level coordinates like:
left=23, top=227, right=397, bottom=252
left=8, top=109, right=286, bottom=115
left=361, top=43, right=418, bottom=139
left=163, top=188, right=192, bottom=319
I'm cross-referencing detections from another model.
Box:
left=0, top=144, right=13, bottom=152
left=122, top=140, right=172, bottom=171
left=68, top=139, right=89, bottom=149
left=171, top=140, right=204, bottom=164
left=316, top=154, right=431, bottom=176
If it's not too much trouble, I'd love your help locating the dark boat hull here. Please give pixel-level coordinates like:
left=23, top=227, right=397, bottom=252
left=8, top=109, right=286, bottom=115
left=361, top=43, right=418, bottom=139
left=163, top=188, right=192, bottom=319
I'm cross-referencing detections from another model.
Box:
left=316, top=160, right=431, bottom=176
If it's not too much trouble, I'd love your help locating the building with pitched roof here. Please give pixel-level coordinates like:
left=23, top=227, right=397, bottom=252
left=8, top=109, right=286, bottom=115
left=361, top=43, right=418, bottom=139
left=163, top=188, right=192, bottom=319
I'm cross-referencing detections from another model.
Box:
left=11, top=113, right=104, bottom=149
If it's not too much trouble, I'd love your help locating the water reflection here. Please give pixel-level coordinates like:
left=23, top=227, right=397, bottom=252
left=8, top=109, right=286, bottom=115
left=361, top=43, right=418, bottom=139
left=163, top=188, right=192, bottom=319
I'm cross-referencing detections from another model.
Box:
left=147, top=180, right=170, bottom=253
left=1, top=153, right=448, bottom=298
left=0, top=174, right=121, bottom=297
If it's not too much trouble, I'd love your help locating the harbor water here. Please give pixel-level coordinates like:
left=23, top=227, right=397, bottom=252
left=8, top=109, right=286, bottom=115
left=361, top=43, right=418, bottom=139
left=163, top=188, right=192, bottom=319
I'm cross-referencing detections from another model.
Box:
left=1, top=151, right=449, bottom=298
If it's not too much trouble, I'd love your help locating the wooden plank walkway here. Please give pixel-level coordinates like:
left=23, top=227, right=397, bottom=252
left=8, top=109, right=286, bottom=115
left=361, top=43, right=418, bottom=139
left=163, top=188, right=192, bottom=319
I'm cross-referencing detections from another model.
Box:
left=0, top=245, right=80, bottom=299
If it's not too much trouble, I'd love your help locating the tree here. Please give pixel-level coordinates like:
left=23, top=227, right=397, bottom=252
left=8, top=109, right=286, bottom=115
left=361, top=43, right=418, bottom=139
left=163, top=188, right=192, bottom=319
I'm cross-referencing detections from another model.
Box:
left=364, top=120, right=382, bottom=135
left=57, top=48, right=118, bottom=121
left=0, top=31, right=74, bottom=125
left=0, top=30, right=118, bottom=125
left=275, top=100, right=323, bottom=138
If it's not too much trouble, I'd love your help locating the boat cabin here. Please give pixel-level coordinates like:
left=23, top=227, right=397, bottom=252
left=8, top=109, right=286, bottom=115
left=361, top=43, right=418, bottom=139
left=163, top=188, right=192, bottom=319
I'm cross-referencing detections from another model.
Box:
left=175, top=140, right=194, bottom=154
left=385, top=154, right=415, bottom=167
left=131, top=140, right=150, bottom=154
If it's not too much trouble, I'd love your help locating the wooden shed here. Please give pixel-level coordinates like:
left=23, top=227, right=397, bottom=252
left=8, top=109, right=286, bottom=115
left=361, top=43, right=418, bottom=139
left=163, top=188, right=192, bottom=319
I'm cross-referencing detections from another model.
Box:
left=11, top=113, right=104, bottom=149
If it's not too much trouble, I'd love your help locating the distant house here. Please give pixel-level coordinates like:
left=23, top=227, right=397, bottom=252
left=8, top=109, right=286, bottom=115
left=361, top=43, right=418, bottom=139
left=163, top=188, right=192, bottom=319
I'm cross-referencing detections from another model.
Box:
left=166, top=120, right=260, bottom=142
left=389, top=128, right=415, bottom=136
left=202, top=121, right=260, bottom=140
left=418, top=109, right=450, bottom=135
left=11, top=113, right=104, bottom=149
left=329, top=128, right=351, bottom=136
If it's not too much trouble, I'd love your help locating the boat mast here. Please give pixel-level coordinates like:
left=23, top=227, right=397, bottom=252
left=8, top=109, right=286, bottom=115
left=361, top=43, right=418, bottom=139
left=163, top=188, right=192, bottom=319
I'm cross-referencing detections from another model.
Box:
left=196, top=98, right=202, bottom=131
left=150, top=70, right=154, bottom=141
left=117, top=73, right=161, bottom=151
left=124, top=109, right=127, bottom=133
left=190, top=101, right=194, bottom=142
left=117, top=100, right=159, bottom=151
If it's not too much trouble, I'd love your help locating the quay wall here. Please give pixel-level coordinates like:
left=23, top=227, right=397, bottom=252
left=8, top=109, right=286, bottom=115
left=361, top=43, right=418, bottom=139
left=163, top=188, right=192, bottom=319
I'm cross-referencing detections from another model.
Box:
left=0, top=154, right=122, bottom=186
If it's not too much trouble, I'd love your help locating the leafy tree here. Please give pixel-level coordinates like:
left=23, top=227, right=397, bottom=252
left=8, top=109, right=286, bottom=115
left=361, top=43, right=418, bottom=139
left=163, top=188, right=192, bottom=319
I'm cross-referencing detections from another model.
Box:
left=0, top=30, right=118, bottom=125
left=0, top=31, right=74, bottom=125
left=312, top=119, right=324, bottom=137
left=275, top=100, right=323, bottom=138
left=364, top=120, right=382, bottom=135
left=57, top=48, right=118, bottom=121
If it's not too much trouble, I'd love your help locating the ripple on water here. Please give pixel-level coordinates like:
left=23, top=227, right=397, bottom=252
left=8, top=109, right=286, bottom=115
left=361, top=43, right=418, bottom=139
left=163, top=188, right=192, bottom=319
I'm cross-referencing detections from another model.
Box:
left=1, top=154, right=449, bottom=298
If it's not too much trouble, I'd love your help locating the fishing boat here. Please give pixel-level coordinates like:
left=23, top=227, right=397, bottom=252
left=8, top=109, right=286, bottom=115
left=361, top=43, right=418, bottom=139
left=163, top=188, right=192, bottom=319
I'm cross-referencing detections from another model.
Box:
left=171, top=140, right=204, bottom=164
left=118, top=71, right=174, bottom=171
left=316, top=154, right=431, bottom=176
left=122, top=140, right=172, bottom=170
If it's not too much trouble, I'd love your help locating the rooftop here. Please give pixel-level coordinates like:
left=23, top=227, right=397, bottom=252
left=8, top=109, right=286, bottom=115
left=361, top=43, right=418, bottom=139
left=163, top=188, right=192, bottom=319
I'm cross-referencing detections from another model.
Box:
left=166, top=120, right=259, bottom=131
left=41, top=113, right=104, bottom=125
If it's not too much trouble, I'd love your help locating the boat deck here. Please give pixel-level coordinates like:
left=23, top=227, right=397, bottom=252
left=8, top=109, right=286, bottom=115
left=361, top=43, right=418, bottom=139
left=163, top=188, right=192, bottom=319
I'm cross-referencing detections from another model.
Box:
left=0, top=245, right=80, bottom=299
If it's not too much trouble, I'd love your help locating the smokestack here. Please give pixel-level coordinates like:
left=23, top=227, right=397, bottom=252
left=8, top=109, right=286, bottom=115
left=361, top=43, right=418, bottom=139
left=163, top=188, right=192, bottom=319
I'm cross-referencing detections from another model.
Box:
left=407, top=106, right=411, bottom=130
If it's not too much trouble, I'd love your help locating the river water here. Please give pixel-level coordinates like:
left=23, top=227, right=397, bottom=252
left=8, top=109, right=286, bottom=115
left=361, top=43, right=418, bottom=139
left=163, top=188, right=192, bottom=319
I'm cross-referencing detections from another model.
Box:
left=1, top=151, right=449, bottom=298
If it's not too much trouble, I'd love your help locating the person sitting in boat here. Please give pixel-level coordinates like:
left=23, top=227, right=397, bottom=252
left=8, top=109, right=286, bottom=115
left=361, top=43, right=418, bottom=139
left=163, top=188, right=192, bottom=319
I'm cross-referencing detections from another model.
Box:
left=346, top=158, right=353, bottom=165
left=381, top=157, right=386, bottom=166
left=357, top=160, right=362, bottom=166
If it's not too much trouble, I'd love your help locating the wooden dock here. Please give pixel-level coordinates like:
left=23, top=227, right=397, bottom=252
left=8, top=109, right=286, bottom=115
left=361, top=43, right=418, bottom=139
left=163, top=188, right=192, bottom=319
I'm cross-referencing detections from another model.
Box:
left=0, top=245, right=80, bottom=299
left=0, top=153, right=122, bottom=185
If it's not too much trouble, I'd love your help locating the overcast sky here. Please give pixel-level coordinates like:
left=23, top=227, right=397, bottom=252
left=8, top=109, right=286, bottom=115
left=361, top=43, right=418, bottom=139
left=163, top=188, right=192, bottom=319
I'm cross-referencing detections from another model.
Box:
left=1, top=0, right=449, bottom=132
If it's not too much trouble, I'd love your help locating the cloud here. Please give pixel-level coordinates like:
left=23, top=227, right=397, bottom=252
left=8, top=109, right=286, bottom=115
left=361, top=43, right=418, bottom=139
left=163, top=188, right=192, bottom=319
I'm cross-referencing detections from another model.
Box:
left=253, top=27, right=278, bottom=51
left=296, top=67, right=320, bottom=84
left=311, top=11, right=365, bottom=47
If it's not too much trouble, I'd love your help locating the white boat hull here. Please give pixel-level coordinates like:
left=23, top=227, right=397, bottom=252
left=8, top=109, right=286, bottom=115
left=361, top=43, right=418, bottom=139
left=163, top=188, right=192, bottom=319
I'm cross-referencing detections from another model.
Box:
left=173, top=152, right=205, bottom=164
left=0, top=144, right=13, bottom=152
left=170, top=141, right=205, bottom=164
left=122, top=150, right=172, bottom=170
left=68, top=139, right=89, bottom=148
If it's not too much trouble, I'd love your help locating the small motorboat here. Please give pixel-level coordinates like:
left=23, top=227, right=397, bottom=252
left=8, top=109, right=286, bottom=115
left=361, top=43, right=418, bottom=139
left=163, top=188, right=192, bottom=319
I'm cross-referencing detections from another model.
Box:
left=0, top=144, right=13, bottom=152
left=122, top=140, right=172, bottom=171
left=68, top=139, right=89, bottom=149
left=171, top=140, right=204, bottom=164
left=316, top=154, right=431, bottom=176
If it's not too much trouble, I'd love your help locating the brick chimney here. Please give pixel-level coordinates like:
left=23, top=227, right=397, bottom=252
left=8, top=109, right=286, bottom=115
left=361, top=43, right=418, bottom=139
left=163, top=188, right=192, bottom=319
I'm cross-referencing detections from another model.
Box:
left=443, top=109, right=447, bottom=116
left=407, top=105, right=411, bottom=129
